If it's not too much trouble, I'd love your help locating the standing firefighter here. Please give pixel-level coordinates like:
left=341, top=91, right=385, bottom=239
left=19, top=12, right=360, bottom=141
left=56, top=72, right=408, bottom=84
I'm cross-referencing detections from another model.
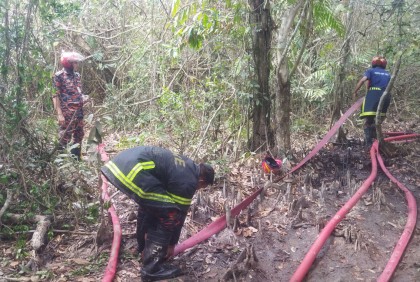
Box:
left=101, top=146, right=215, bottom=281
left=52, top=51, right=88, bottom=160
left=352, top=56, right=391, bottom=146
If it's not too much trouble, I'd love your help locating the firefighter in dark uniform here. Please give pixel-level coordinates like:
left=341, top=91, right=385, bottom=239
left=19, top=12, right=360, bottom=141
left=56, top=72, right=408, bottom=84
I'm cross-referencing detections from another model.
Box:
left=101, top=146, right=215, bottom=281
left=353, top=56, right=391, bottom=146
left=52, top=51, right=88, bottom=160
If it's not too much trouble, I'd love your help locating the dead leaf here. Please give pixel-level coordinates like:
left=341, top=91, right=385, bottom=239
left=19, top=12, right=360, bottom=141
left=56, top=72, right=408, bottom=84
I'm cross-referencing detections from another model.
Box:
left=249, top=226, right=258, bottom=233
left=243, top=228, right=253, bottom=237
left=205, top=272, right=218, bottom=278
left=9, top=261, right=20, bottom=267
left=201, top=267, right=211, bottom=274
left=205, top=254, right=217, bottom=264
left=69, top=258, right=90, bottom=265
left=259, top=209, right=272, bottom=217
left=242, top=227, right=258, bottom=237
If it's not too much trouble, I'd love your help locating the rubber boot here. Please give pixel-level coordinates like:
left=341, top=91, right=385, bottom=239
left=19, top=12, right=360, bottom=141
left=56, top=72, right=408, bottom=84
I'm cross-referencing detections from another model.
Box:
left=140, top=229, right=182, bottom=281
left=364, top=127, right=373, bottom=147
left=137, top=206, right=153, bottom=254
left=370, top=126, right=377, bottom=140
left=70, top=147, right=81, bottom=161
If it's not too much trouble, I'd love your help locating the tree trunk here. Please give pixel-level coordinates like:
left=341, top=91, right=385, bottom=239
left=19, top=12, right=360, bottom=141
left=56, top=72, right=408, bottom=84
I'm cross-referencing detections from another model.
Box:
left=248, top=0, right=274, bottom=151
left=330, top=0, right=354, bottom=143
left=376, top=55, right=402, bottom=155
left=274, top=2, right=304, bottom=155
left=276, top=68, right=291, bottom=152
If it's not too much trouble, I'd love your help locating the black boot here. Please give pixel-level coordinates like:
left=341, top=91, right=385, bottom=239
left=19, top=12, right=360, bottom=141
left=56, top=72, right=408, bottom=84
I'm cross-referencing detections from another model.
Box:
left=140, top=229, right=182, bottom=281
left=70, top=147, right=81, bottom=161
left=137, top=206, right=154, bottom=254
left=370, top=126, right=377, bottom=140
left=364, top=127, right=373, bottom=147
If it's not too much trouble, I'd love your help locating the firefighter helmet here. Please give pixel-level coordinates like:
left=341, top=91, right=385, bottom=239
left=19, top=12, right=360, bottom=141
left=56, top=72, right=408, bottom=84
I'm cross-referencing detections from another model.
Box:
left=60, top=51, right=85, bottom=68
left=371, top=56, right=387, bottom=68
left=262, top=156, right=282, bottom=174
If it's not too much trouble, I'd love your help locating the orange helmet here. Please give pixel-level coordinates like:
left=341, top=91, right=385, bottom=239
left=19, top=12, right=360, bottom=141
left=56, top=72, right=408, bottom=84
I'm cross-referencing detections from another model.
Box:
left=60, top=51, right=84, bottom=68
left=371, top=56, right=387, bottom=68
left=262, top=156, right=282, bottom=174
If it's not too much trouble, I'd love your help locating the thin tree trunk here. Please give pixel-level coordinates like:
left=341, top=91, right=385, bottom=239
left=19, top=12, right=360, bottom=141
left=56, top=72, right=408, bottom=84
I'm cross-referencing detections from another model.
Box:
left=274, top=1, right=304, bottom=155
left=376, top=55, right=401, bottom=151
left=248, top=0, right=274, bottom=151
left=331, top=0, right=354, bottom=143
left=1, top=0, right=10, bottom=96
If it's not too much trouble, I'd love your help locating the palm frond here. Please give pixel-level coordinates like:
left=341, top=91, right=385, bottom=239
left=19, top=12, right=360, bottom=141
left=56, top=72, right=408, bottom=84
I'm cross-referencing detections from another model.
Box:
left=313, top=1, right=345, bottom=37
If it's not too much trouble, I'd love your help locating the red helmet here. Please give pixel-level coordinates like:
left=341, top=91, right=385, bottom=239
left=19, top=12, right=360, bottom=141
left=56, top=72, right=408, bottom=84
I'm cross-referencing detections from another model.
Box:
left=371, top=56, right=387, bottom=68
left=262, top=156, right=282, bottom=174
left=60, top=51, right=84, bottom=68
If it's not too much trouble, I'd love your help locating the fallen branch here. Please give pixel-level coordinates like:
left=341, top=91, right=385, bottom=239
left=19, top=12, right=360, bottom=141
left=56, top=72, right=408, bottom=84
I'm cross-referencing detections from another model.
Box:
left=19, top=215, right=52, bottom=272
left=5, top=229, right=94, bottom=236
left=2, top=213, right=47, bottom=224
left=2, top=277, right=33, bottom=282
left=31, top=216, right=51, bottom=251
left=0, top=189, right=13, bottom=226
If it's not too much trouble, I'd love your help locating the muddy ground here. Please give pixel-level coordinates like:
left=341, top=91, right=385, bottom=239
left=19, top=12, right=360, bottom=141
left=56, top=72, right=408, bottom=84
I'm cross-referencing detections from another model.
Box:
left=1, top=123, right=419, bottom=282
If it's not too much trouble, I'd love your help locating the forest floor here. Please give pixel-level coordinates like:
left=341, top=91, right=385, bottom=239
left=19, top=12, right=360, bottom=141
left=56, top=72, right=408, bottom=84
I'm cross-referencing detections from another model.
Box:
left=1, top=118, right=419, bottom=282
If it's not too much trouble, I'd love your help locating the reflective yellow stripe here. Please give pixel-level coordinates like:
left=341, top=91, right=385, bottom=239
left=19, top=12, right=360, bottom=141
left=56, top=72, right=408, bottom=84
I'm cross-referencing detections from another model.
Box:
left=127, top=161, right=155, bottom=181
left=105, top=161, right=192, bottom=205
left=168, top=192, right=192, bottom=205
left=369, top=87, right=382, bottom=90
left=360, top=111, right=386, bottom=117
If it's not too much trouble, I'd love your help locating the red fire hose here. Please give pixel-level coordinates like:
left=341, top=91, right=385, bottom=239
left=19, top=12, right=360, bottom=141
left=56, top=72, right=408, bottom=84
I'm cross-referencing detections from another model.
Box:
left=98, top=98, right=364, bottom=280
left=291, top=134, right=419, bottom=282
left=174, top=98, right=365, bottom=255
left=376, top=135, right=418, bottom=282
left=290, top=141, right=379, bottom=282
left=98, top=96, right=416, bottom=281
left=97, top=144, right=122, bottom=282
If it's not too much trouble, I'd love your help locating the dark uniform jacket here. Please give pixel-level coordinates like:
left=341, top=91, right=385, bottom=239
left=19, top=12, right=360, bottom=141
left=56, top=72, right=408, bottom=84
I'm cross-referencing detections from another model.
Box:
left=101, top=146, right=200, bottom=212
left=53, top=68, right=84, bottom=118
left=360, top=67, right=391, bottom=117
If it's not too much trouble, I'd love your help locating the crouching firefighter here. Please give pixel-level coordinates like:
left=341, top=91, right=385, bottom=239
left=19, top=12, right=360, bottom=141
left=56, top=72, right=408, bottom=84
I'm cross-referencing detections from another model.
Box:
left=352, top=56, right=391, bottom=146
left=101, top=146, right=215, bottom=281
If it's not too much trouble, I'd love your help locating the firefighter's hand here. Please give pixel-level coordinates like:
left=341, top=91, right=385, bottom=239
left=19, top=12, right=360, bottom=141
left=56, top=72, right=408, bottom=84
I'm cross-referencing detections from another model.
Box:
left=165, top=245, right=175, bottom=259
left=58, top=114, right=65, bottom=125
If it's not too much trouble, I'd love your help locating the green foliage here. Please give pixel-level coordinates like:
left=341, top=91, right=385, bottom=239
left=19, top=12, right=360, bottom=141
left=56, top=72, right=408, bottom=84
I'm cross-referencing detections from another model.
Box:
left=86, top=203, right=100, bottom=223
left=313, top=0, right=345, bottom=36
left=116, top=135, right=148, bottom=149
left=292, top=117, right=317, bottom=133
left=29, top=181, right=60, bottom=214
left=69, top=252, right=109, bottom=276
left=15, top=235, right=29, bottom=259
left=39, top=0, right=81, bottom=22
